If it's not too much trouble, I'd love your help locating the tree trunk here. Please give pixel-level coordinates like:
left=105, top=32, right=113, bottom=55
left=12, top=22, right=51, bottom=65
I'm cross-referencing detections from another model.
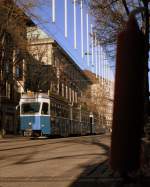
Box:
left=110, top=15, right=146, bottom=173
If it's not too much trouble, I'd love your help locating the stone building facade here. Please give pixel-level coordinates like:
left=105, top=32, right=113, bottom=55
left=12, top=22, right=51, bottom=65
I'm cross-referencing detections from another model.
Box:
left=83, top=70, right=114, bottom=132
left=25, top=26, right=91, bottom=105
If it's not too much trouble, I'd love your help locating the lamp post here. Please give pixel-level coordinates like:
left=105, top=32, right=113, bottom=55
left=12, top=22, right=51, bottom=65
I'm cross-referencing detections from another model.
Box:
left=69, top=102, right=73, bottom=134
left=56, top=67, right=60, bottom=95
left=89, top=112, right=94, bottom=134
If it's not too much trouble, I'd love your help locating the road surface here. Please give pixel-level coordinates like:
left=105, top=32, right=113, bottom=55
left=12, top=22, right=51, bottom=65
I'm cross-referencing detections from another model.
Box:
left=0, top=134, right=110, bottom=187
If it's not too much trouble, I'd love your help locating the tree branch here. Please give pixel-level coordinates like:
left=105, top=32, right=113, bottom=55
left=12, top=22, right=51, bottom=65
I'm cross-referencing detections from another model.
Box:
left=122, top=0, right=130, bottom=16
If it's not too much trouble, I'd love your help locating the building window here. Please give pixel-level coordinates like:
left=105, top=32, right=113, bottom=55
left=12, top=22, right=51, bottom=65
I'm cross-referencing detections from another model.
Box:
left=66, top=85, right=68, bottom=99
left=16, top=67, right=19, bottom=78
left=5, top=63, right=9, bottom=74
left=6, top=82, right=11, bottom=99
left=75, top=91, right=77, bottom=103
left=15, top=64, right=23, bottom=80
left=53, top=55, right=57, bottom=67
left=59, top=82, right=62, bottom=96
left=62, top=83, right=64, bottom=97
left=64, top=84, right=66, bottom=98
left=69, top=87, right=72, bottom=102
left=72, top=89, right=74, bottom=103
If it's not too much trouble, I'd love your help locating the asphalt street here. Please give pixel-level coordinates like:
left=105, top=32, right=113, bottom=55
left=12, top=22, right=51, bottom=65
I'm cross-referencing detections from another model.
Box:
left=0, top=134, right=110, bottom=187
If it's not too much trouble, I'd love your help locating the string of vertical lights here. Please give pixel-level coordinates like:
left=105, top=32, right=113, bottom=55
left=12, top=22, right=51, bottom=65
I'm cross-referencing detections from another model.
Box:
left=48, top=1, right=84, bottom=71
left=86, top=8, right=90, bottom=66
left=51, top=0, right=85, bottom=69
left=105, top=59, right=108, bottom=86
left=51, top=0, right=74, bottom=45
left=98, top=41, right=101, bottom=82
left=64, top=0, right=68, bottom=38
left=103, top=52, right=105, bottom=85
left=103, top=49, right=107, bottom=90
left=102, top=46, right=106, bottom=128
left=96, top=38, right=99, bottom=79
left=100, top=45, right=103, bottom=87
left=73, top=0, right=77, bottom=49
left=80, top=0, right=84, bottom=59
left=105, top=56, right=109, bottom=84
left=91, top=23, right=94, bottom=68
left=51, top=0, right=105, bottom=72
left=52, top=0, right=56, bottom=23
left=94, top=33, right=98, bottom=77
left=104, top=52, right=106, bottom=84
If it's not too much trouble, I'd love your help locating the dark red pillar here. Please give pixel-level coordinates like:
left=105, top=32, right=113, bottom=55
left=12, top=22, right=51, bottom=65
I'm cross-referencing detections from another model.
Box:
left=110, top=16, right=146, bottom=173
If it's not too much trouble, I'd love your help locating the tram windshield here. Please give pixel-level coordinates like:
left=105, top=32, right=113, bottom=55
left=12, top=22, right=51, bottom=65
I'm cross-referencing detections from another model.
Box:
left=21, top=102, right=41, bottom=114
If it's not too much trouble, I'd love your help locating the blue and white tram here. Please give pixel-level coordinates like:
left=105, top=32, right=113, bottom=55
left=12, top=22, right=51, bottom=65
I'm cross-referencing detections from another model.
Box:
left=20, top=92, right=51, bottom=136
left=19, top=92, right=102, bottom=137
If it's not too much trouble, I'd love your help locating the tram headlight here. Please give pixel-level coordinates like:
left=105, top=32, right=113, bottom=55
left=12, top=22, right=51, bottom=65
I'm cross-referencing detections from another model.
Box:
left=29, top=122, right=32, bottom=126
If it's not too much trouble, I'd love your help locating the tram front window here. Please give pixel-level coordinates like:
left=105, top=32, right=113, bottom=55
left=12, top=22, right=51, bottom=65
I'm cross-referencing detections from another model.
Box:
left=21, top=102, right=41, bottom=114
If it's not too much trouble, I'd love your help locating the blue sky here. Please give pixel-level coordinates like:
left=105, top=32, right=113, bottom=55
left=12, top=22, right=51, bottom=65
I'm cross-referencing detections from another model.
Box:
left=22, top=0, right=114, bottom=81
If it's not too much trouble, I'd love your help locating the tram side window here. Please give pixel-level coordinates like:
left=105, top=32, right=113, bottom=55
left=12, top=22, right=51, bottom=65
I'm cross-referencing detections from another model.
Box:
left=41, top=103, right=49, bottom=115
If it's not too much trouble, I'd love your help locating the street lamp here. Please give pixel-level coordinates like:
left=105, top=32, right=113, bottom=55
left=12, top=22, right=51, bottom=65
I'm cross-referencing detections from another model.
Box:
left=56, top=67, right=60, bottom=95
left=89, top=112, right=94, bottom=134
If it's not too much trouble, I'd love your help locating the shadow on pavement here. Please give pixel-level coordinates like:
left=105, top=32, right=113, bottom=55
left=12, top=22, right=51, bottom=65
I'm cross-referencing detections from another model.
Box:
left=69, top=162, right=150, bottom=187
left=68, top=138, right=150, bottom=187
left=1, top=135, right=110, bottom=168
left=7, top=136, right=109, bottom=164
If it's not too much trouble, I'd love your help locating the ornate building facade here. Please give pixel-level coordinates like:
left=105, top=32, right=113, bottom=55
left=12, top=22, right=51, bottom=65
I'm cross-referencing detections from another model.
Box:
left=25, top=26, right=91, bottom=105
left=83, top=70, right=114, bottom=132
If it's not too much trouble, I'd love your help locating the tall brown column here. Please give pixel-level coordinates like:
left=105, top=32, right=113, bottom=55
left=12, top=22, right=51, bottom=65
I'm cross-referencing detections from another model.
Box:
left=110, top=16, right=146, bottom=173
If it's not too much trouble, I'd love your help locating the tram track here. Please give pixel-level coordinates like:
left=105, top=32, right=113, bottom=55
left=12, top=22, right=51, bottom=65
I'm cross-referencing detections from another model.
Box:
left=0, top=134, right=109, bottom=152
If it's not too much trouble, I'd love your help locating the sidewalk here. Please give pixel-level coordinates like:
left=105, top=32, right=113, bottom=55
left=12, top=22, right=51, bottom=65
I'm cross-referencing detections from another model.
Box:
left=70, top=138, right=150, bottom=187
left=0, top=135, right=149, bottom=187
left=0, top=134, right=28, bottom=143
left=70, top=162, right=150, bottom=187
left=70, top=177, right=150, bottom=187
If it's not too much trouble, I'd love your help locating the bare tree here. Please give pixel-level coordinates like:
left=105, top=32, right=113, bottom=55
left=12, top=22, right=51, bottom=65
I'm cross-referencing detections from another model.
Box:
left=0, top=0, right=48, bottom=90
left=89, top=0, right=148, bottom=58
left=90, top=0, right=150, bottom=176
left=0, top=0, right=48, bottom=136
